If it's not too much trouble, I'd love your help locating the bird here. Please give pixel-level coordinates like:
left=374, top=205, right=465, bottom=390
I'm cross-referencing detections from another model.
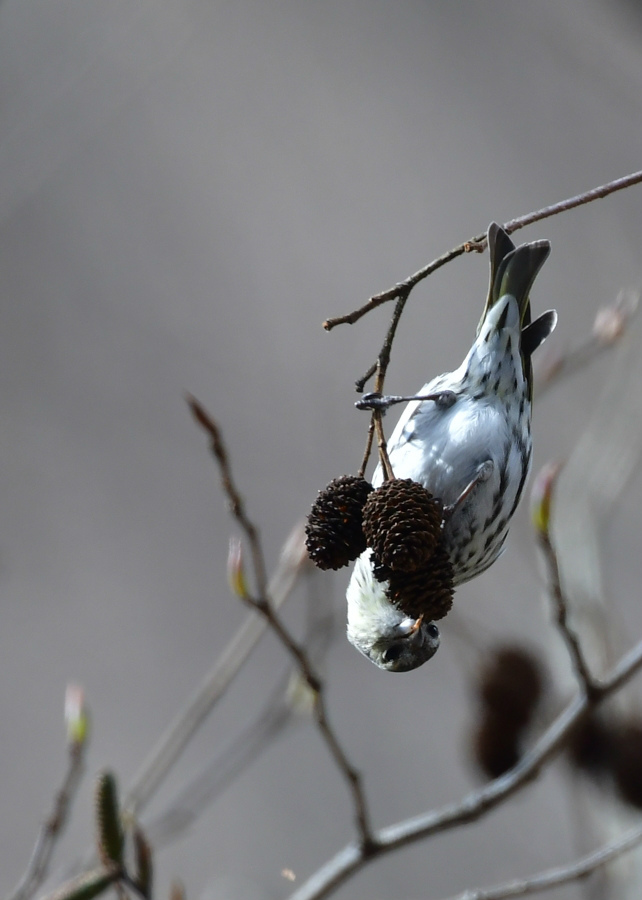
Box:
left=346, top=223, right=557, bottom=672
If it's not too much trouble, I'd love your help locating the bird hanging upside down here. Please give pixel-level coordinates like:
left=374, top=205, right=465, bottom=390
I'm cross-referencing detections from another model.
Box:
left=346, top=223, right=557, bottom=672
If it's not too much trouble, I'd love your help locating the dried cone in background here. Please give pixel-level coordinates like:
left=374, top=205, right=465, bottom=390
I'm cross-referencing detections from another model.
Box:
left=363, top=478, right=444, bottom=572
left=479, top=645, right=543, bottom=729
left=374, top=542, right=454, bottom=621
left=566, top=711, right=614, bottom=775
left=613, top=720, right=642, bottom=808
left=305, top=475, right=373, bottom=570
left=471, top=644, right=545, bottom=780
left=473, top=711, right=521, bottom=779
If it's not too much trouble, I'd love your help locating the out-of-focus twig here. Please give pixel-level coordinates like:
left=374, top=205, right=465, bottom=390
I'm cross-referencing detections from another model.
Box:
left=9, top=695, right=88, bottom=900
left=324, top=170, right=642, bottom=332
left=550, top=314, right=642, bottom=679
left=545, top=315, right=642, bottom=899
left=188, top=396, right=375, bottom=850
left=123, top=519, right=310, bottom=818
left=443, top=820, right=642, bottom=900
left=288, top=639, right=642, bottom=900
left=535, top=289, right=639, bottom=398
left=144, top=569, right=337, bottom=849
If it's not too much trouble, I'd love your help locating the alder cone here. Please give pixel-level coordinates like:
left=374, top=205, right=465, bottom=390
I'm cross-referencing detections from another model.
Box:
left=305, top=475, right=373, bottom=570
left=566, top=712, right=614, bottom=775
left=473, top=710, right=521, bottom=779
left=613, top=721, right=642, bottom=809
left=362, top=478, right=444, bottom=572
left=478, top=646, right=543, bottom=729
left=373, top=541, right=454, bottom=621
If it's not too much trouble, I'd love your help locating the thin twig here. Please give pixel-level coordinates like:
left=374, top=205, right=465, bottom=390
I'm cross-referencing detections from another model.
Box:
left=9, top=743, right=86, bottom=900
left=143, top=569, right=335, bottom=849
left=537, top=531, right=597, bottom=697
left=373, top=410, right=394, bottom=481
left=358, top=294, right=408, bottom=473
left=188, top=396, right=376, bottom=849
left=358, top=418, right=375, bottom=479
left=188, top=394, right=269, bottom=598
left=288, top=638, right=642, bottom=900
left=324, top=169, right=642, bottom=332
left=123, top=520, right=309, bottom=818
left=445, top=821, right=642, bottom=900
left=355, top=363, right=377, bottom=394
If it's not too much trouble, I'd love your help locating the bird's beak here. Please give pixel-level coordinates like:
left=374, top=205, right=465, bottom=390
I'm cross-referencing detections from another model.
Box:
left=399, top=615, right=424, bottom=644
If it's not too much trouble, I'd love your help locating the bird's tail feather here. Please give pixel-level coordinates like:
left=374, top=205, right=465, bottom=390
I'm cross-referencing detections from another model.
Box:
left=477, top=223, right=551, bottom=335
left=493, top=239, right=551, bottom=326
left=521, top=309, right=558, bottom=358
left=476, top=223, right=554, bottom=399
left=477, top=222, right=515, bottom=335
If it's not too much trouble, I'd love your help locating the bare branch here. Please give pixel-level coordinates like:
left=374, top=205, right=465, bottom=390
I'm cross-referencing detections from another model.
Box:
left=9, top=742, right=86, bottom=900
left=288, top=639, right=642, bottom=900
left=502, top=169, right=642, bottom=238
left=188, top=396, right=376, bottom=849
left=144, top=568, right=338, bottom=849
left=187, top=394, right=269, bottom=597
left=537, top=530, right=597, bottom=696
left=358, top=417, right=375, bottom=479
left=373, top=410, right=394, bottom=481
left=444, top=821, right=642, bottom=900
left=323, top=169, right=642, bottom=332
left=358, top=295, right=407, bottom=474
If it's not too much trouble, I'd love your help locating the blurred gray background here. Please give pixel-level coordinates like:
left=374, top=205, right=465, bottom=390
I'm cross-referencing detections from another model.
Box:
left=2, top=0, right=642, bottom=898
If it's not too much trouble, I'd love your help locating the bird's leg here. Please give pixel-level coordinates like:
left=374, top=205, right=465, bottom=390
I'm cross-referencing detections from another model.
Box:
left=443, top=461, right=494, bottom=519
left=356, top=390, right=457, bottom=412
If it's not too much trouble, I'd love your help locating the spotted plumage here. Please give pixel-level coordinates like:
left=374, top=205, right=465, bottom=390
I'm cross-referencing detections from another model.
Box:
left=346, top=223, right=557, bottom=672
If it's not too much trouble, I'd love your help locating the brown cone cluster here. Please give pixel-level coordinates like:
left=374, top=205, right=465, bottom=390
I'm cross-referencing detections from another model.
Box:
left=566, top=712, right=614, bottom=775
left=306, top=474, right=454, bottom=621
left=473, top=711, right=522, bottom=779
left=305, top=475, right=373, bottom=570
left=471, top=645, right=544, bottom=779
left=563, top=706, right=642, bottom=810
left=362, top=478, right=444, bottom=572
left=479, top=646, right=543, bottom=729
left=613, top=721, right=642, bottom=808
left=465, top=642, right=642, bottom=805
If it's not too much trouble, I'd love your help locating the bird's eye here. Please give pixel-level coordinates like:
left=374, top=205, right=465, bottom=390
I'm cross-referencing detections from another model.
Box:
left=383, top=644, right=404, bottom=663
left=426, top=623, right=439, bottom=640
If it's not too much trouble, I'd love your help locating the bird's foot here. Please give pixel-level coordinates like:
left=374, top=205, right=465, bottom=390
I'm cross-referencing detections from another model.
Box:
left=443, top=460, right=494, bottom=519
left=355, top=390, right=457, bottom=412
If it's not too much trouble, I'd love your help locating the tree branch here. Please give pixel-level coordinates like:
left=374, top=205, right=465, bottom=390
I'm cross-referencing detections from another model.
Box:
left=9, top=738, right=86, bottom=900
left=187, top=396, right=376, bottom=849
left=537, top=530, right=597, bottom=696
left=324, top=169, right=642, bottom=332
left=288, top=638, right=642, bottom=900
left=444, top=820, right=642, bottom=900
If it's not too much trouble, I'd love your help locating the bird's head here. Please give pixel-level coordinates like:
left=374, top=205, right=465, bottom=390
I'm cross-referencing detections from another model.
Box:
left=346, top=550, right=440, bottom=672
